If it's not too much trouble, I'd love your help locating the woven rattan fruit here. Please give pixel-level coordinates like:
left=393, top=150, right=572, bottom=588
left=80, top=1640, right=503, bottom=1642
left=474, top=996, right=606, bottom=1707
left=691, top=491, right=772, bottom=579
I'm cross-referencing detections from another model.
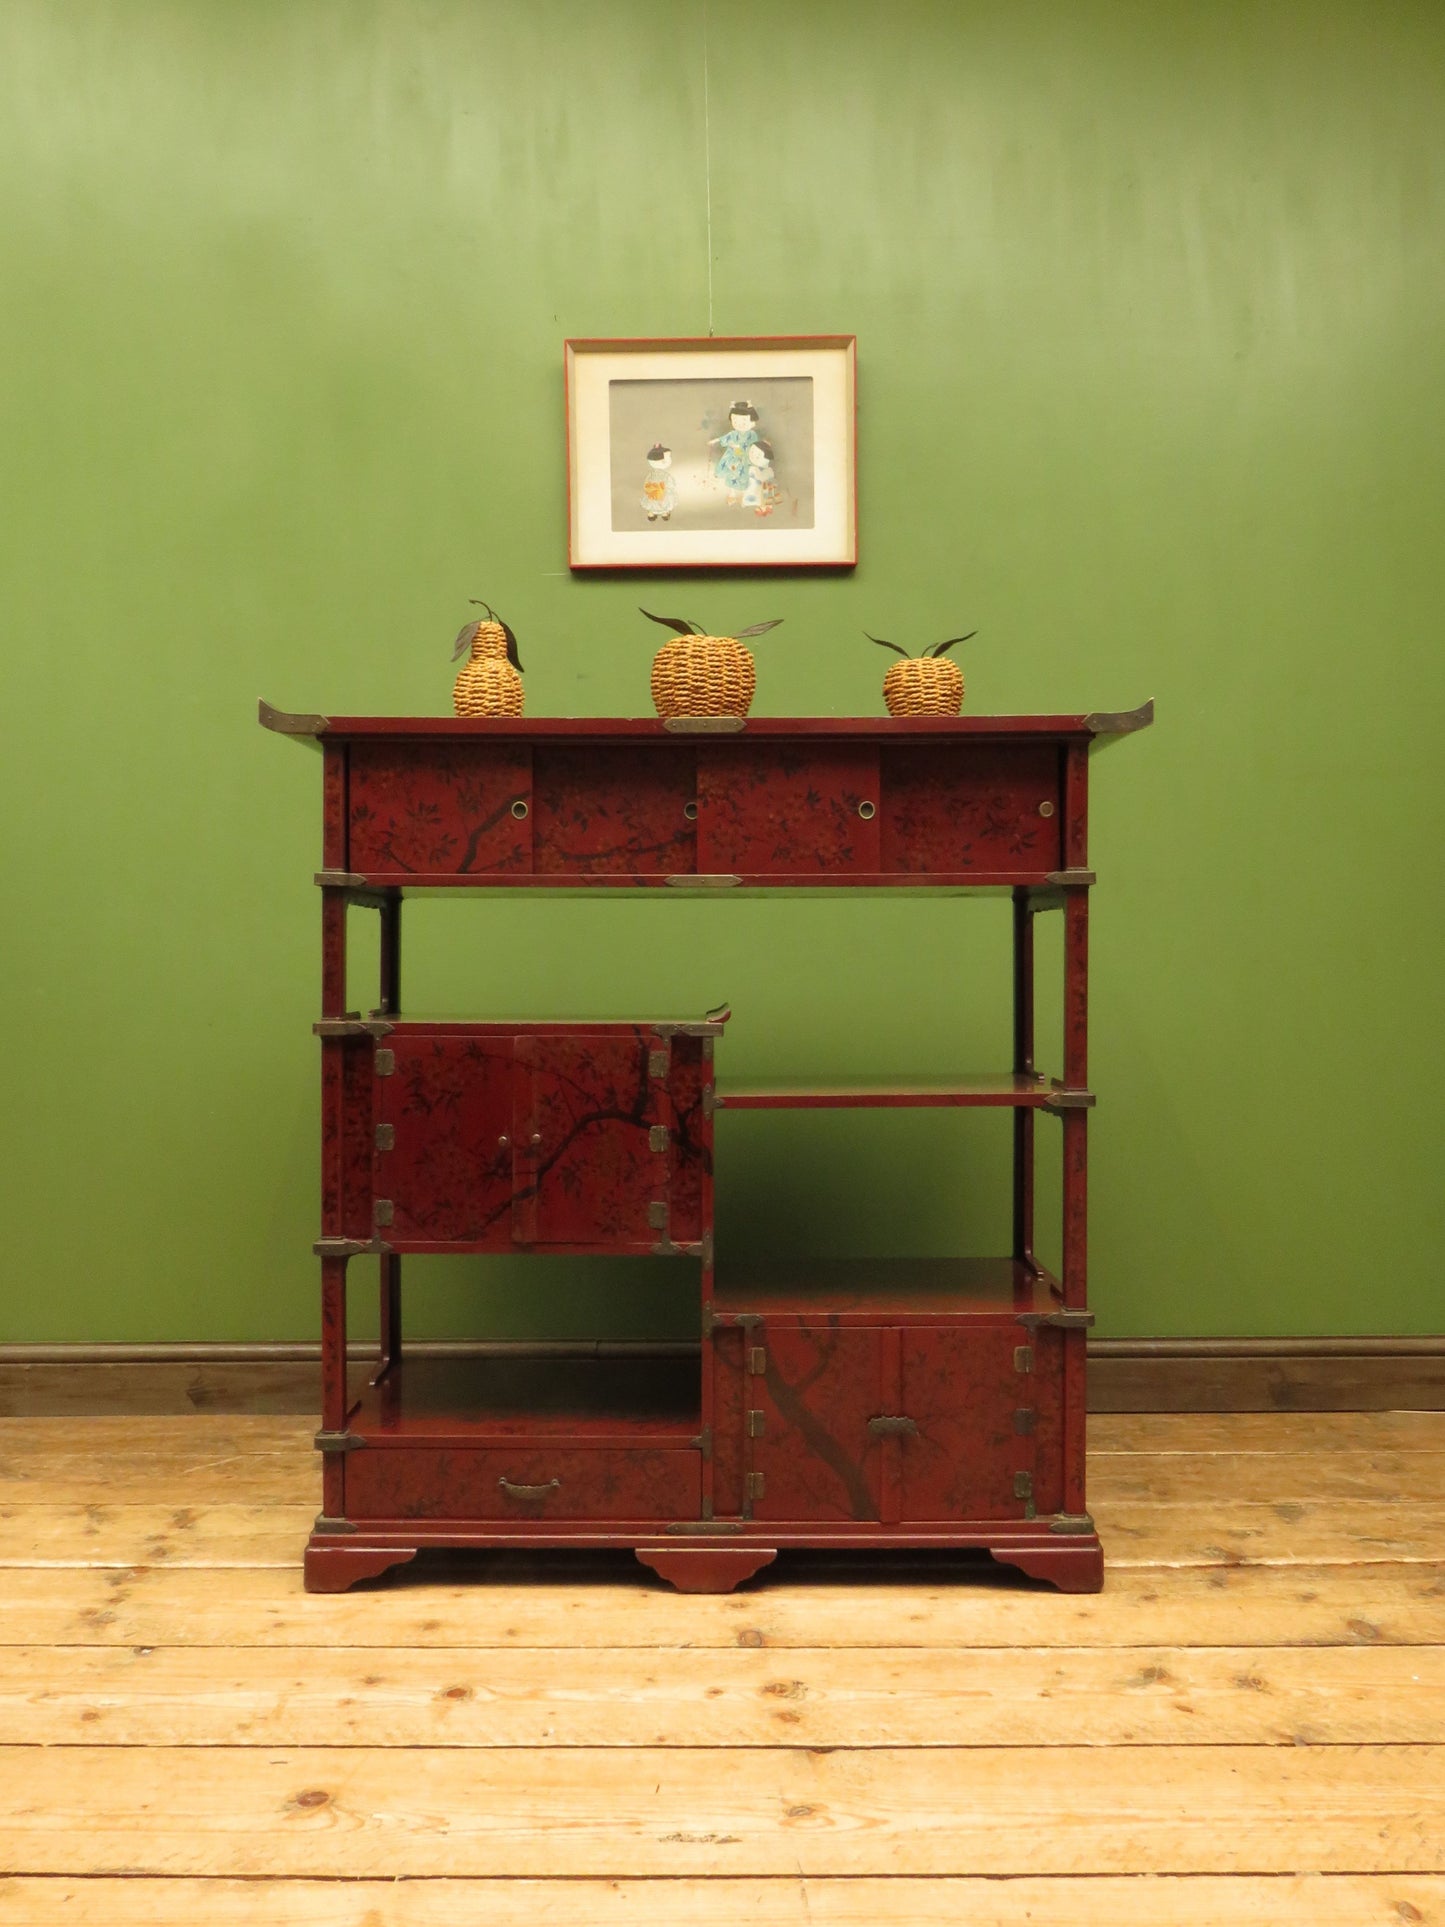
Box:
left=641, top=609, right=782, bottom=719
left=452, top=601, right=524, bottom=717
left=868, top=628, right=976, bottom=717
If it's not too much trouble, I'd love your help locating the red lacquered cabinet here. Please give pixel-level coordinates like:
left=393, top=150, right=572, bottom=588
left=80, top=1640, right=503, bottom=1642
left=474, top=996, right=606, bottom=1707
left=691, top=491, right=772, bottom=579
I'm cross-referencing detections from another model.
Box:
left=262, top=702, right=1151, bottom=1594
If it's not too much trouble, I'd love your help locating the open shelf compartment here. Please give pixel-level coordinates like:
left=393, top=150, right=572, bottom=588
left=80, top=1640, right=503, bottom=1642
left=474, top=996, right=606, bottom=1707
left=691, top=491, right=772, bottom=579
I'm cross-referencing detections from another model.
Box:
left=713, top=1255, right=1064, bottom=1326
left=348, top=1350, right=702, bottom=1446
left=716, top=1074, right=1092, bottom=1110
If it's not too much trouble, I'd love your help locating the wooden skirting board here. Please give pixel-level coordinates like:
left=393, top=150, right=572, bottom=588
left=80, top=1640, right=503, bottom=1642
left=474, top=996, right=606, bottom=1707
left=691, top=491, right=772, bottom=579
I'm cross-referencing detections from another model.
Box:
left=1, top=1337, right=1442, bottom=1418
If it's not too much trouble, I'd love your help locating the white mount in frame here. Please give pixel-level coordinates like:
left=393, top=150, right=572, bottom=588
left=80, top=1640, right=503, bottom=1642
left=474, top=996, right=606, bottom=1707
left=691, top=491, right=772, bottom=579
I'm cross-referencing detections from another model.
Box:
left=566, top=335, right=857, bottom=570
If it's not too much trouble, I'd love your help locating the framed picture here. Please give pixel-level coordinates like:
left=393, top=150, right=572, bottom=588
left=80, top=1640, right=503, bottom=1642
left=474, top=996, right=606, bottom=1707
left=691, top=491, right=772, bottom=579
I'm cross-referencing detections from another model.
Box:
left=565, top=335, right=857, bottom=570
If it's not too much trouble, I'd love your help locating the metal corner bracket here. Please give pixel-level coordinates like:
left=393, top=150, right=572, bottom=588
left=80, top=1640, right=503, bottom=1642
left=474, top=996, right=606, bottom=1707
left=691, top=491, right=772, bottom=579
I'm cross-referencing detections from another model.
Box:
left=314, top=1235, right=391, bottom=1258
left=1084, top=698, right=1154, bottom=738
left=259, top=699, right=329, bottom=736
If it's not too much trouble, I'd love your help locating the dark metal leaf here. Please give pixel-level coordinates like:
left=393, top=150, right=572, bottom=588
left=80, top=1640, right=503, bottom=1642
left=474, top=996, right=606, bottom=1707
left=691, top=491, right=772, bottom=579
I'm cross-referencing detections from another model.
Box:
left=640, top=607, right=701, bottom=636
left=735, top=619, right=784, bottom=639
left=928, top=631, right=977, bottom=658
left=502, top=619, right=523, bottom=673
left=865, top=631, right=910, bottom=658
left=452, top=620, right=480, bottom=662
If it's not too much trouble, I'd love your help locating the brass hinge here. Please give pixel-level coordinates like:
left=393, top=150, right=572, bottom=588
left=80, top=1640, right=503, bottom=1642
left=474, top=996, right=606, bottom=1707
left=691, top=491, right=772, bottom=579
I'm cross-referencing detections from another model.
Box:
left=1014, top=1408, right=1037, bottom=1435
left=647, top=1200, right=668, bottom=1231
left=747, top=1346, right=767, bottom=1376
left=1050, top=1511, right=1097, bottom=1536
left=702, top=1086, right=717, bottom=1118
left=1014, top=1344, right=1034, bottom=1374
left=699, top=1228, right=714, bottom=1268
left=374, top=1049, right=395, bottom=1077
left=746, top=1470, right=766, bottom=1501
left=649, top=1125, right=669, bottom=1154
left=373, top=1199, right=394, bottom=1227
left=313, top=1429, right=365, bottom=1454
left=648, top=1047, right=670, bottom=1078
left=1015, top=1470, right=1036, bottom=1519
left=692, top=1425, right=713, bottom=1460
left=747, top=1409, right=765, bottom=1438
left=701, top=1302, right=715, bottom=1338
left=375, top=1123, right=394, bottom=1152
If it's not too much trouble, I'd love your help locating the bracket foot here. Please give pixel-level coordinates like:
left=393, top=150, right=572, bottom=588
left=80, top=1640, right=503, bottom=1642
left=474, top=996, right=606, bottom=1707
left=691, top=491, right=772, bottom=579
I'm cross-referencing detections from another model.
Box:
left=635, top=1546, right=777, bottom=1593
left=989, top=1536, right=1104, bottom=1593
left=304, top=1540, right=417, bottom=1593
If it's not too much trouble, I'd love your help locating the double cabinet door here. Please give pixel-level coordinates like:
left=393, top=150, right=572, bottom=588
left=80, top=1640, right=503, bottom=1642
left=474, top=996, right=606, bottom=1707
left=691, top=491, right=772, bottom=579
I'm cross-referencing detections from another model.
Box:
left=372, top=1025, right=710, bottom=1253
left=714, top=1318, right=1063, bottom=1525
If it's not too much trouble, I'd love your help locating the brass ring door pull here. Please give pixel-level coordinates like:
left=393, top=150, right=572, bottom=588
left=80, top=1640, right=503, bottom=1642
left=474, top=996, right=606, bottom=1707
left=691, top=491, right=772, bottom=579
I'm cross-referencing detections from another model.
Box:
left=867, top=1415, right=919, bottom=1438
left=498, top=1476, right=561, bottom=1500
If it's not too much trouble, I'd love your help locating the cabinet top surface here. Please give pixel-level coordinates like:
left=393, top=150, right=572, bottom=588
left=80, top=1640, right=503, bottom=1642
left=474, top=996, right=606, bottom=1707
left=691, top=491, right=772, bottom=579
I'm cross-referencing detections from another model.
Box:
left=260, top=701, right=1153, bottom=745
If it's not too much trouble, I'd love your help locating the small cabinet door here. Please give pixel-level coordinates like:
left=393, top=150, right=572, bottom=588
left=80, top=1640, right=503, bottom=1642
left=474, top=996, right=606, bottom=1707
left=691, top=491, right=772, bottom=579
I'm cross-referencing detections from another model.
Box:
left=514, top=1033, right=666, bottom=1249
left=749, top=1323, right=884, bottom=1522
left=348, top=741, right=532, bottom=877
left=697, top=746, right=881, bottom=875
left=895, top=1327, right=1042, bottom=1522
left=879, top=743, right=1061, bottom=875
left=376, top=1032, right=516, bottom=1247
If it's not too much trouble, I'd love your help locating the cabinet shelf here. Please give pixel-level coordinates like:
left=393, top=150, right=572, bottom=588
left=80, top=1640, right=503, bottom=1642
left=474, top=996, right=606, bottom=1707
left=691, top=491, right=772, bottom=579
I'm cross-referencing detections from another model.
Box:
left=716, top=1074, right=1092, bottom=1110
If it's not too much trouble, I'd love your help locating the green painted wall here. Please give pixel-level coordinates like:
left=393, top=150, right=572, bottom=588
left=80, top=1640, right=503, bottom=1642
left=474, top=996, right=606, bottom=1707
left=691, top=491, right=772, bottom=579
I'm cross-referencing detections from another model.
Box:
left=3, top=0, right=1442, bottom=1344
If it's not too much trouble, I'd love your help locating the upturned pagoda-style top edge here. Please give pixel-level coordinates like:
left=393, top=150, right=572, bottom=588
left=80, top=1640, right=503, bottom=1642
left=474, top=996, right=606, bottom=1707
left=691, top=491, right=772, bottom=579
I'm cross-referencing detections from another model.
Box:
left=259, top=699, right=1154, bottom=743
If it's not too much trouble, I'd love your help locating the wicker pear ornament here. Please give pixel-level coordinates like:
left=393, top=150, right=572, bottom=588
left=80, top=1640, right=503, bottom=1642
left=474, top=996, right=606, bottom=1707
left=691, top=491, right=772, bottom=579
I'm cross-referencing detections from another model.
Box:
left=868, top=629, right=976, bottom=716
left=640, top=608, right=782, bottom=720
left=452, top=601, right=524, bottom=717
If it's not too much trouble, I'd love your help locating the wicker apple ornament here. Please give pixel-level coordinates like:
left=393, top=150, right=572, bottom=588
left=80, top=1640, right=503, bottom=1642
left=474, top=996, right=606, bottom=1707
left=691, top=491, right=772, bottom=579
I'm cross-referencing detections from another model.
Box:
left=868, top=629, right=977, bottom=716
left=452, top=600, right=524, bottom=717
left=641, top=608, right=783, bottom=720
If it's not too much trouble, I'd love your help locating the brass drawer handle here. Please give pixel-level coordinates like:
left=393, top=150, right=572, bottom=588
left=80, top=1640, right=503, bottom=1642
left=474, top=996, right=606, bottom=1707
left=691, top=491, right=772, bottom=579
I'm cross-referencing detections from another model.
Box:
left=867, top=1414, right=919, bottom=1438
left=498, top=1476, right=561, bottom=1500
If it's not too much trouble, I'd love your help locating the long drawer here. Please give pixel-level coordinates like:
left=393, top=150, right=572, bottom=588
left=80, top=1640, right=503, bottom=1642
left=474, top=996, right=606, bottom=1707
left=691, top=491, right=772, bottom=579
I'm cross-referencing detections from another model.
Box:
left=345, top=1444, right=701, bottom=1522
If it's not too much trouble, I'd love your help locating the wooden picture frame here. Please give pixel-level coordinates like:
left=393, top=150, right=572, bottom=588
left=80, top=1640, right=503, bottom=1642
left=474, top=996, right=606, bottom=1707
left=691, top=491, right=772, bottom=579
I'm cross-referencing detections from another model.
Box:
left=565, top=335, right=857, bottom=570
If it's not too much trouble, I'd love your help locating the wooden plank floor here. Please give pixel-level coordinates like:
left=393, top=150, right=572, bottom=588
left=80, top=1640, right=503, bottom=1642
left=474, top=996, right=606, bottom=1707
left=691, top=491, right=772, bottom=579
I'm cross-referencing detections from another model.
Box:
left=1, top=1413, right=1443, bottom=1923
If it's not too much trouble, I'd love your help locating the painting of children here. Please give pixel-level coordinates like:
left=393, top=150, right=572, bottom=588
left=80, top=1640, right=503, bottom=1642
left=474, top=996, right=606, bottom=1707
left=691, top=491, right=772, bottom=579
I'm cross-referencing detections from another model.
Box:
left=605, top=374, right=815, bottom=535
